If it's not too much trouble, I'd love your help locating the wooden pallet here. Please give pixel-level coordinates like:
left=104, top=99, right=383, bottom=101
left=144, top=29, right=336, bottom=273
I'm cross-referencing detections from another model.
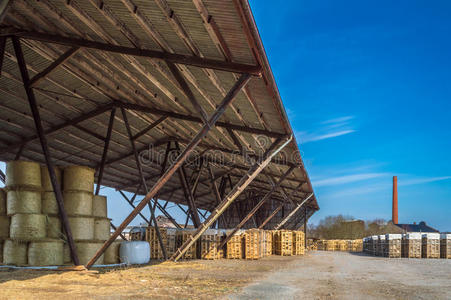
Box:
left=422, top=237, right=440, bottom=258
left=226, top=234, right=243, bottom=259
left=440, top=237, right=451, bottom=259
left=244, top=229, right=263, bottom=259
left=146, top=227, right=176, bottom=259
left=292, top=231, right=305, bottom=255
left=200, top=231, right=220, bottom=260
left=176, top=230, right=197, bottom=259
left=274, top=230, right=292, bottom=256
left=402, top=238, right=422, bottom=258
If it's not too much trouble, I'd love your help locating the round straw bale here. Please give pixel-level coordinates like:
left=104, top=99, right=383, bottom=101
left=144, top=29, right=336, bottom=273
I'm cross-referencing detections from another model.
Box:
left=6, top=189, right=41, bottom=215
left=63, top=191, right=93, bottom=216
left=28, top=239, right=63, bottom=266
left=92, top=195, right=107, bottom=218
left=0, top=188, right=6, bottom=215
left=46, top=215, right=63, bottom=239
left=3, top=239, right=28, bottom=265
left=42, top=191, right=59, bottom=215
left=0, top=215, right=10, bottom=239
left=68, top=216, right=94, bottom=240
left=40, top=165, right=62, bottom=192
left=63, top=165, right=94, bottom=193
left=6, top=160, right=41, bottom=190
left=10, top=213, right=46, bottom=241
left=94, top=217, right=110, bottom=240
left=104, top=241, right=121, bottom=264
left=64, top=241, right=105, bottom=265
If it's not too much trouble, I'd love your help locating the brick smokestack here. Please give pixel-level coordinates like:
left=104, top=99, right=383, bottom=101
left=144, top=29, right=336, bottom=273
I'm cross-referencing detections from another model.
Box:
left=392, top=176, right=398, bottom=224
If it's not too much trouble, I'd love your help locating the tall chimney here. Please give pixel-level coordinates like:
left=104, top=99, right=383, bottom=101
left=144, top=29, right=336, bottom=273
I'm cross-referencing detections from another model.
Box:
left=392, top=176, right=398, bottom=224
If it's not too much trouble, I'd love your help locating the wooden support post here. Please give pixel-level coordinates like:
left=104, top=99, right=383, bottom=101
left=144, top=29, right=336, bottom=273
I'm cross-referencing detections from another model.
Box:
left=110, top=222, right=127, bottom=240
left=11, top=37, right=80, bottom=265
left=208, top=164, right=226, bottom=228
left=275, top=193, right=313, bottom=230
left=166, top=61, right=208, bottom=123
left=258, top=203, right=283, bottom=229
left=95, top=108, right=115, bottom=195
left=118, top=190, right=150, bottom=224
left=121, top=107, right=167, bottom=259
left=132, top=116, right=167, bottom=141
left=218, top=165, right=295, bottom=249
left=177, top=165, right=201, bottom=227
left=28, top=47, right=80, bottom=87
left=170, top=136, right=292, bottom=261
left=85, top=73, right=252, bottom=268
left=0, top=169, right=5, bottom=183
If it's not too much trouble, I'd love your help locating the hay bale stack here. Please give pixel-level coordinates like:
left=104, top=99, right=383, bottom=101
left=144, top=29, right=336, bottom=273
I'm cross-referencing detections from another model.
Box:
left=28, top=239, right=63, bottom=266
left=422, top=233, right=440, bottom=258
left=42, top=192, right=59, bottom=215
left=63, top=191, right=93, bottom=216
left=6, top=189, right=41, bottom=215
left=6, top=161, right=41, bottom=190
left=440, top=234, right=451, bottom=259
left=94, top=217, right=110, bottom=240
left=92, top=195, right=107, bottom=217
left=0, top=215, right=11, bottom=239
left=63, top=166, right=94, bottom=193
left=10, top=213, right=46, bottom=241
left=104, top=241, right=122, bottom=264
left=0, top=188, right=6, bottom=215
left=46, top=215, right=63, bottom=239
left=3, top=239, right=28, bottom=265
left=76, top=241, right=105, bottom=265
left=40, top=166, right=62, bottom=192
left=68, top=216, right=95, bottom=240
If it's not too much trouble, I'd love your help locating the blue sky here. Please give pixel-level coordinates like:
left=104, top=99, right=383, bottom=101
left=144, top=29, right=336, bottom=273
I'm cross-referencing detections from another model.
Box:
left=1, top=1, right=450, bottom=232
left=250, top=0, right=451, bottom=231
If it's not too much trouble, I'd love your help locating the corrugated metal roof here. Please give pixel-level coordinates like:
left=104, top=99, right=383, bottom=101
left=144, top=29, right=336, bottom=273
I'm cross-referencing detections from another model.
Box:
left=0, top=0, right=318, bottom=222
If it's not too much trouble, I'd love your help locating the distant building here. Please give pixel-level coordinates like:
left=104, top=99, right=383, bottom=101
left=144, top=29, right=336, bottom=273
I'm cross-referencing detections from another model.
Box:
left=395, top=221, right=439, bottom=233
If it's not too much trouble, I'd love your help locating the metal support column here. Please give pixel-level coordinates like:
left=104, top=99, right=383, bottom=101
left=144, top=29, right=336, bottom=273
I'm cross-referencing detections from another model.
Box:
left=275, top=193, right=313, bottom=230
left=95, top=108, right=116, bottom=195
left=85, top=73, right=252, bottom=268
left=11, top=37, right=80, bottom=265
left=170, top=136, right=292, bottom=261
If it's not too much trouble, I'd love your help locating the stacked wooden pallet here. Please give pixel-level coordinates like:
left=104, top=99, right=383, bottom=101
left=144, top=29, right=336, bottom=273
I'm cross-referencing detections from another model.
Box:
left=146, top=227, right=177, bottom=259
left=225, top=231, right=243, bottom=259
left=384, top=234, right=402, bottom=258
left=176, top=230, right=197, bottom=259
left=325, top=240, right=336, bottom=251
left=401, top=233, right=421, bottom=258
left=440, top=234, right=451, bottom=259
left=292, top=231, right=305, bottom=255
left=200, top=229, right=220, bottom=260
left=274, top=230, right=293, bottom=256
left=338, top=240, right=347, bottom=251
left=243, top=229, right=262, bottom=259
left=264, top=230, right=273, bottom=257
left=350, top=239, right=363, bottom=252
left=422, top=233, right=440, bottom=259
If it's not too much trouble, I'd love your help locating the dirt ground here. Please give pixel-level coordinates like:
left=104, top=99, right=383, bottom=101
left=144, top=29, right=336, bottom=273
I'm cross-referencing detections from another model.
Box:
left=0, top=252, right=450, bottom=299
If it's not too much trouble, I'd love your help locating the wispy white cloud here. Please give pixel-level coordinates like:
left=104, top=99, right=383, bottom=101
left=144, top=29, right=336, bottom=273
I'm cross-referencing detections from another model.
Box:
left=296, top=115, right=356, bottom=144
left=313, top=172, right=386, bottom=187
left=299, top=129, right=355, bottom=143
left=399, top=176, right=451, bottom=186
left=321, top=116, right=354, bottom=125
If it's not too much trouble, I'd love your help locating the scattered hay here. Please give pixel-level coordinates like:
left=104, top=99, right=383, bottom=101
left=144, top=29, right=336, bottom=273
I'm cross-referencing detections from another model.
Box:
left=6, top=188, right=41, bottom=215
left=5, top=160, right=41, bottom=190
left=63, top=191, right=93, bottom=216
left=28, top=239, right=64, bottom=266
left=10, top=213, right=46, bottom=241
left=63, top=165, right=94, bottom=193
left=92, top=195, right=107, bottom=218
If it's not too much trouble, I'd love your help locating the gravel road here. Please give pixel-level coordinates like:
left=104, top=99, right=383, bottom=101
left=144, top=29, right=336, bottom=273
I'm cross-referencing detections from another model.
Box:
left=227, top=251, right=451, bottom=300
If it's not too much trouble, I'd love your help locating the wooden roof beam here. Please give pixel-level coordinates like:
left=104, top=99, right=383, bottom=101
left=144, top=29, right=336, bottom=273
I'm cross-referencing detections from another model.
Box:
left=5, top=30, right=262, bottom=75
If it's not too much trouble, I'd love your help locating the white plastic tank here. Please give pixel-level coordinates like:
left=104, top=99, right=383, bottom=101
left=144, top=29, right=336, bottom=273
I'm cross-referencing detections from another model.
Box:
left=119, top=241, right=150, bottom=265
